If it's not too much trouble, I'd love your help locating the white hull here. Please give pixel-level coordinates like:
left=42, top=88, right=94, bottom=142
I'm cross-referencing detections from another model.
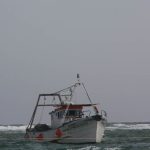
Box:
left=25, top=116, right=105, bottom=143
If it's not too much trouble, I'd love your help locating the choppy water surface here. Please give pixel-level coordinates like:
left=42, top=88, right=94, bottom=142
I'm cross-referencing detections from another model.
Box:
left=0, top=123, right=150, bottom=150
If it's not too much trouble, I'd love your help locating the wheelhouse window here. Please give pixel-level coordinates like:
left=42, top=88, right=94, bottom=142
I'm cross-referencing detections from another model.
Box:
left=66, top=110, right=82, bottom=117
left=56, top=111, right=64, bottom=119
left=54, top=109, right=82, bottom=119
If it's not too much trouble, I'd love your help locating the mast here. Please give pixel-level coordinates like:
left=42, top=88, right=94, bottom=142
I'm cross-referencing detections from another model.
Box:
left=77, top=73, right=80, bottom=84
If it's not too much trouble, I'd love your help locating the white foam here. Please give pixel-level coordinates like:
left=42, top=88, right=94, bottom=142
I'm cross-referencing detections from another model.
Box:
left=106, top=123, right=150, bottom=130
left=77, top=146, right=100, bottom=150
left=0, top=125, right=27, bottom=131
left=68, top=146, right=121, bottom=150
left=104, top=148, right=121, bottom=150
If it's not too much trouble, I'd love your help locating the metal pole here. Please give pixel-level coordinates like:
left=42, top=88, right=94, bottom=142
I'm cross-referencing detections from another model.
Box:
left=82, top=83, right=99, bottom=115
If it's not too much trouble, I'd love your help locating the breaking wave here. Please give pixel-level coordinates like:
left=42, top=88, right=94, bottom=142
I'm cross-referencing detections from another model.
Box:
left=76, top=146, right=100, bottom=150
left=0, top=125, right=27, bottom=131
left=106, top=123, right=150, bottom=130
left=104, top=148, right=121, bottom=150
left=75, top=146, right=121, bottom=150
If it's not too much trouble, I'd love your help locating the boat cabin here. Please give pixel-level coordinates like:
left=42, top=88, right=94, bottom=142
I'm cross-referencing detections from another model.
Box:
left=50, top=105, right=83, bottom=128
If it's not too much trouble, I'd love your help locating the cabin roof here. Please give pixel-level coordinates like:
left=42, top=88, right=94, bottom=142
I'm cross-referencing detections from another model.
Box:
left=38, top=103, right=98, bottom=107
left=55, top=105, right=83, bottom=111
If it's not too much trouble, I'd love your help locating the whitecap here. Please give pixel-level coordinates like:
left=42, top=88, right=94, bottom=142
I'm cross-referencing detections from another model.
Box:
left=104, top=148, right=121, bottom=150
left=106, top=123, right=150, bottom=130
left=74, top=146, right=121, bottom=150
left=72, top=146, right=100, bottom=150
left=0, top=125, right=27, bottom=131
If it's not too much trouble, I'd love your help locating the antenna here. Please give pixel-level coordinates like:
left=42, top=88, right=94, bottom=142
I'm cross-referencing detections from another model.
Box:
left=77, top=73, right=80, bottom=85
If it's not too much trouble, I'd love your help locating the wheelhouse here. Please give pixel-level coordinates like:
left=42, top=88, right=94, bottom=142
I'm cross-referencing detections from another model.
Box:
left=50, top=105, right=84, bottom=127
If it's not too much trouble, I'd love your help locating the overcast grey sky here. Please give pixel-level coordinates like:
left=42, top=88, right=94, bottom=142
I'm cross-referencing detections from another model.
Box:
left=0, top=0, right=150, bottom=124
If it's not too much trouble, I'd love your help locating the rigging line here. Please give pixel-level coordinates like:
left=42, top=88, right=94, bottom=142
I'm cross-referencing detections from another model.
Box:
left=54, top=84, right=77, bottom=94
left=82, top=83, right=99, bottom=115
left=70, top=84, right=78, bottom=101
left=82, top=83, right=93, bottom=104
left=39, top=97, right=46, bottom=123
left=62, top=103, right=71, bottom=124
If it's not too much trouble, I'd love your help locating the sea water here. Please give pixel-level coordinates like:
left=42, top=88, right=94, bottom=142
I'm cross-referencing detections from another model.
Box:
left=0, top=123, right=150, bottom=150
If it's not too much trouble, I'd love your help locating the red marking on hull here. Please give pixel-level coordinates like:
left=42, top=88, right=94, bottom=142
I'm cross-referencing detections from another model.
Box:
left=36, top=133, right=44, bottom=140
left=55, top=128, right=63, bottom=138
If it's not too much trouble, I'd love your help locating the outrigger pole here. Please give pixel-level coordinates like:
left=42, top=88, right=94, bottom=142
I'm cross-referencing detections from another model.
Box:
left=27, top=93, right=62, bottom=130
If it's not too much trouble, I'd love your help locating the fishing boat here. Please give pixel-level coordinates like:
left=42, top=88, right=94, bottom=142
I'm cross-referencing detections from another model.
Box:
left=25, top=75, right=107, bottom=143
